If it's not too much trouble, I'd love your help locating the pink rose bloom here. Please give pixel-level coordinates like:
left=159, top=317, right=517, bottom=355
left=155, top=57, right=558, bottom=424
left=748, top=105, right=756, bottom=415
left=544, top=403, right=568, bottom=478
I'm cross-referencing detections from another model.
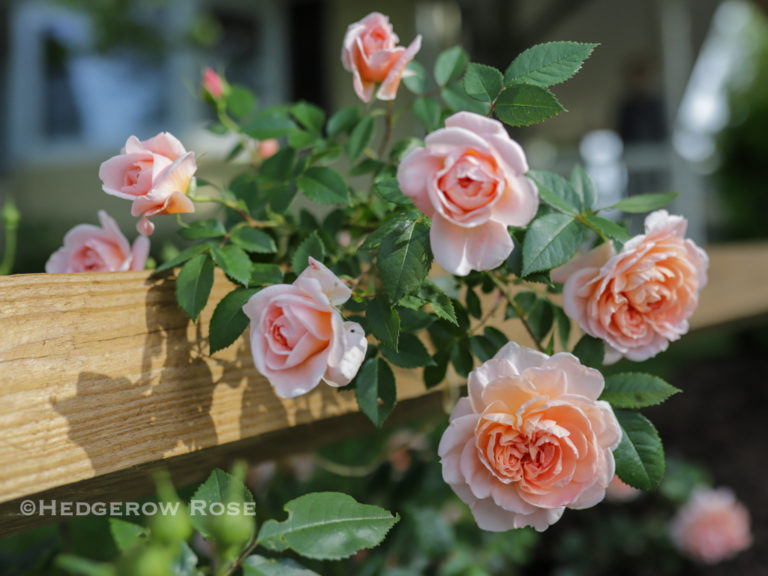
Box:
left=257, top=139, right=280, bottom=160
left=243, top=258, right=367, bottom=398
left=341, top=12, right=421, bottom=102
left=670, top=487, right=752, bottom=564
left=552, top=210, right=708, bottom=362
left=99, top=132, right=197, bottom=236
left=397, top=112, right=539, bottom=276
left=202, top=67, right=224, bottom=100
left=605, top=474, right=641, bottom=502
left=439, top=342, right=621, bottom=532
left=46, top=210, right=150, bottom=273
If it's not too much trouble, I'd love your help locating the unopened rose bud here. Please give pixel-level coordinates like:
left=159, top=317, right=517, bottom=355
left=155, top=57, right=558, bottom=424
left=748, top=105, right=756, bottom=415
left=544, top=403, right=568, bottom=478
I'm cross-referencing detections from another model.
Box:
left=202, top=67, right=225, bottom=100
left=258, top=139, right=280, bottom=160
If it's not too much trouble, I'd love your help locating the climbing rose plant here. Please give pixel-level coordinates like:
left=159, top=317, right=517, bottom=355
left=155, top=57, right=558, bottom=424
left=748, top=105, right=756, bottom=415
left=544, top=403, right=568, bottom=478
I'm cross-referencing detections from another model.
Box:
left=44, top=10, right=721, bottom=573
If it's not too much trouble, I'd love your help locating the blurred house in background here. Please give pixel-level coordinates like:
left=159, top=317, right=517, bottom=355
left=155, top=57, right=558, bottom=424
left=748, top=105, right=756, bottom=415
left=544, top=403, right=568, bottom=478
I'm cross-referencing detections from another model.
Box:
left=0, top=0, right=766, bottom=271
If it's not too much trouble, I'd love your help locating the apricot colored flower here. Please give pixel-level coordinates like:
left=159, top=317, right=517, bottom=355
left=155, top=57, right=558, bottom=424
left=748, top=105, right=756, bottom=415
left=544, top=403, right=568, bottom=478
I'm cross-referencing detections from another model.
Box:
left=605, top=474, right=641, bottom=502
left=46, top=211, right=149, bottom=273
left=552, top=210, right=708, bottom=362
left=439, top=343, right=621, bottom=532
left=341, top=12, right=421, bottom=102
left=670, top=487, right=752, bottom=564
left=99, top=132, right=197, bottom=236
left=397, top=112, right=538, bottom=276
left=242, top=258, right=367, bottom=398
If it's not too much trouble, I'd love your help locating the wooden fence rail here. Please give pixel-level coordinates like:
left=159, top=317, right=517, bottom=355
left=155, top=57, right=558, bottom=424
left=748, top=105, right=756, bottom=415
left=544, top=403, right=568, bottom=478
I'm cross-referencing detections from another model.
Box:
left=1, top=242, right=768, bottom=534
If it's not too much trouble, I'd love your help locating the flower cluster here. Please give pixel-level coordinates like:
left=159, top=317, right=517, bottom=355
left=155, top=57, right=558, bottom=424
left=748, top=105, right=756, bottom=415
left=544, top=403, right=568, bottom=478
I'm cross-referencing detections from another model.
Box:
left=43, top=10, right=720, bottom=540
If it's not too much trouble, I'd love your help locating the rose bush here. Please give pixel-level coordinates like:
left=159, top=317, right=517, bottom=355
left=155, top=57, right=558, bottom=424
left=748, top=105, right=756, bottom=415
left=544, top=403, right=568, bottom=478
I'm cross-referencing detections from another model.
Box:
left=397, top=112, right=538, bottom=276
left=341, top=12, right=421, bottom=102
left=242, top=258, right=367, bottom=398
left=99, top=132, right=197, bottom=236
left=439, top=342, right=621, bottom=531
left=552, top=210, right=709, bottom=361
left=45, top=210, right=149, bottom=273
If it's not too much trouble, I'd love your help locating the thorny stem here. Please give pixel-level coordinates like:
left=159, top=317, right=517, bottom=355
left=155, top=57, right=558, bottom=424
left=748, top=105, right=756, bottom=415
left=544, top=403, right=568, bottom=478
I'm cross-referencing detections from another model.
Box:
left=489, top=273, right=546, bottom=353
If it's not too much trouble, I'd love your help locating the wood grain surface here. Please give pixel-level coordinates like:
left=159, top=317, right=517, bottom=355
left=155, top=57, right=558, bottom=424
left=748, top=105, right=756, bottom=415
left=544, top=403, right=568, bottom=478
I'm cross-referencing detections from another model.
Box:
left=0, top=243, right=766, bottom=532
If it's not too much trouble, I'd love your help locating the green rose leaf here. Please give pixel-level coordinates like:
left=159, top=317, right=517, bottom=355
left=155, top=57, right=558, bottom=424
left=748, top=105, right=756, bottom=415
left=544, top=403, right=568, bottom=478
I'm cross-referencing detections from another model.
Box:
left=413, top=97, right=442, bottom=132
left=249, top=263, right=284, bottom=286
left=291, top=232, right=326, bottom=274
left=231, top=227, right=277, bottom=254
left=526, top=298, right=554, bottom=342
left=191, top=469, right=255, bottom=539
left=441, top=84, right=491, bottom=115
left=244, top=109, right=297, bottom=140
left=326, top=106, right=360, bottom=137
left=504, top=41, right=598, bottom=87
left=463, top=63, right=504, bottom=103
left=243, top=556, right=319, bottom=576
left=211, top=245, right=252, bottom=287
left=291, top=101, right=325, bottom=134
left=469, top=335, right=497, bottom=363
left=601, top=373, right=682, bottom=409
left=522, top=213, right=583, bottom=276
left=298, top=166, right=351, bottom=206
left=227, top=85, right=257, bottom=118
left=572, top=334, right=604, bottom=368
left=366, top=295, right=400, bottom=351
left=614, top=410, right=665, bottom=491
left=258, top=147, right=296, bottom=184
left=378, top=218, right=433, bottom=302
left=609, top=192, right=678, bottom=213
left=347, top=116, right=375, bottom=162
left=583, top=215, right=632, bottom=243
left=153, top=244, right=209, bottom=275
left=450, top=338, right=474, bottom=377
left=176, top=253, right=215, bottom=321
left=209, top=288, right=259, bottom=354
left=527, top=170, right=582, bottom=214
left=434, top=46, right=469, bottom=86
left=257, top=492, right=399, bottom=560
left=403, top=60, right=428, bottom=94
left=355, top=357, right=397, bottom=428
left=570, top=164, right=597, bottom=211
left=382, top=333, right=435, bottom=368
left=494, top=84, right=565, bottom=127
left=109, top=518, right=149, bottom=552
left=178, top=219, right=226, bottom=240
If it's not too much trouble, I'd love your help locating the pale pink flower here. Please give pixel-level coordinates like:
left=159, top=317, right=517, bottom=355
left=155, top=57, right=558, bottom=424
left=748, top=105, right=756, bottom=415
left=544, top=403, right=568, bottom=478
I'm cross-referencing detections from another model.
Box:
left=605, top=474, right=641, bottom=502
left=242, top=258, right=367, bottom=398
left=46, top=211, right=149, bottom=273
left=99, top=132, right=197, bottom=236
left=552, top=211, right=708, bottom=362
left=341, top=12, right=421, bottom=102
left=202, top=67, right=224, bottom=100
left=670, top=487, right=752, bottom=564
left=257, top=139, right=279, bottom=160
left=439, top=342, right=621, bottom=532
left=397, top=112, right=538, bottom=276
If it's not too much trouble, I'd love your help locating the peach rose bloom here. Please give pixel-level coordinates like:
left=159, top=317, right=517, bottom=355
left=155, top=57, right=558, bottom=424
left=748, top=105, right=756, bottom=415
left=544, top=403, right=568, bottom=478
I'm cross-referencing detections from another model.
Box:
left=552, top=210, right=708, bottom=362
left=341, top=12, right=421, bottom=102
left=46, top=211, right=149, bottom=273
left=397, top=112, right=538, bottom=276
left=670, top=487, right=752, bottom=564
left=439, top=342, right=621, bottom=532
left=243, top=258, right=367, bottom=398
left=99, top=132, right=197, bottom=236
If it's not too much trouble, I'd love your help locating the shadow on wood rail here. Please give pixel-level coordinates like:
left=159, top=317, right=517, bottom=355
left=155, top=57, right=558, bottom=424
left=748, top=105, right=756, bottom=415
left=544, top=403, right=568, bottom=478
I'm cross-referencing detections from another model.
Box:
left=1, top=242, right=767, bottom=535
